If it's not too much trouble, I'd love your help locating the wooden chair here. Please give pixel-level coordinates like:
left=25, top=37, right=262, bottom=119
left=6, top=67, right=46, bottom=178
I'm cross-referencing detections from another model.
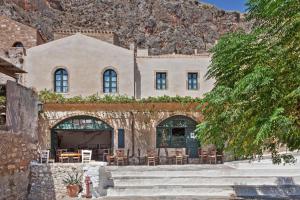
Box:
left=82, top=150, right=92, bottom=163
left=216, top=150, right=224, bottom=164
left=73, top=150, right=81, bottom=163
left=106, top=149, right=115, bottom=165
left=115, top=149, right=125, bottom=166
left=183, top=149, right=189, bottom=164
left=175, top=150, right=183, bottom=165
left=209, top=149, right=217, bottom=164
left=40, top=150, right=50, bottom=164
left=103, top=149, right=110, bottom=162
left=57, top=149, right=69, bottom=163
left=147, top=150, right=156, bottom=166
left=198, top=148, right=208, bottom=164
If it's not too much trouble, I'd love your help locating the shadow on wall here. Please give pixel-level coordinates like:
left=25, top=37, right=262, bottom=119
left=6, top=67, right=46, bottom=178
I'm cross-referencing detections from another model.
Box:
left=234, top=177, right=300, bottom=199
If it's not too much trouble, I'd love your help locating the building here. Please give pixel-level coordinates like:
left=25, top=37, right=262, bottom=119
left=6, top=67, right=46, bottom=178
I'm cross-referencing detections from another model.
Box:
left=0, top=15, right=46, bottom=49
left=1, top=16, right=215, bottom=161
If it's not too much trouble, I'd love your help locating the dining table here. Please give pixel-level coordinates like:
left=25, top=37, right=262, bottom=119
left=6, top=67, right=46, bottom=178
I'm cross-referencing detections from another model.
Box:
left=60, top=152, right=81, bottom=162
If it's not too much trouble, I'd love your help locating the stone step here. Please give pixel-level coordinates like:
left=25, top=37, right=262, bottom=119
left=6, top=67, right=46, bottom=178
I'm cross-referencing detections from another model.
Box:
left=102, top=196, right=299, bottom=200
left=106, top=165, right=231, bottom=171
left=106, top=185, right=300, bottom=198
left=113, top=176, right=300, bottom=187
left=109, top=169, right=300, bottom=178
left=102, top=196, right=241, bottom=200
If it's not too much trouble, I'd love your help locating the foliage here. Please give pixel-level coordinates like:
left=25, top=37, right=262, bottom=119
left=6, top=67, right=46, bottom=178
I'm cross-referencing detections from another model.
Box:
left=39, top=90, right=202, bottom=104
left=0, top=96, right=5, bottom=105
left=197, top=0, right=300, bottom=164
left=63, top=170, right=82, bottom=186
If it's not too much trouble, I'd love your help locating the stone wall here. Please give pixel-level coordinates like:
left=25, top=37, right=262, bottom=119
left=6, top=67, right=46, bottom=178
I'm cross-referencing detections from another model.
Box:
left=28, top=163, right=107, bottom=200
left=0, top=132, right=38, bottom=200
left=6, top=80, right=39, bottom=137
left=54, top=29, right=119, bottom=46
left=0, top=81, right=39, bottom=200
left=0, top=15, right=37, bottom=49
left=39, top=103, right=202, bottom=157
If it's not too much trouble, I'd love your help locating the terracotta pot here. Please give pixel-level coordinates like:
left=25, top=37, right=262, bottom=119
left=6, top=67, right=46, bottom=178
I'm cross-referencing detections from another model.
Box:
left=66, top=184, right=80, bottom=197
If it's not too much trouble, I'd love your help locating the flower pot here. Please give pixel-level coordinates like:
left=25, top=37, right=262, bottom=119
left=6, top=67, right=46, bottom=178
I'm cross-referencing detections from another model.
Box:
left=66, top=184, right=80, bottom=197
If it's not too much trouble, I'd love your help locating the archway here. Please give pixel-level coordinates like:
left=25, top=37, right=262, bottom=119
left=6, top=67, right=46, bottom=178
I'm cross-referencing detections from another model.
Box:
left=51, top=116, right=113, bottom=161
left=156, top=115, right=199, bottom=158
left=12, top=41, right=24, bottom=48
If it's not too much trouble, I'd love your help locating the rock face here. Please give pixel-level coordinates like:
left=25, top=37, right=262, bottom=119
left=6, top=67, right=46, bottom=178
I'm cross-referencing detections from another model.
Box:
left=0, top=0, right=251, bottom=54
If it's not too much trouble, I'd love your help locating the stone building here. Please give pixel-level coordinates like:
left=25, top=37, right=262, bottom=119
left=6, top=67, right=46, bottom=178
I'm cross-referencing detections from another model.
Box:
left=1, top=16, right=215, bottom=161
left=0, top=15, right=46, bottom=49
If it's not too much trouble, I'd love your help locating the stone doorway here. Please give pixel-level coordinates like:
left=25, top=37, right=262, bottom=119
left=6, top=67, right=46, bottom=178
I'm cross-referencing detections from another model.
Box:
left=51, top=115, right=114, bottom=161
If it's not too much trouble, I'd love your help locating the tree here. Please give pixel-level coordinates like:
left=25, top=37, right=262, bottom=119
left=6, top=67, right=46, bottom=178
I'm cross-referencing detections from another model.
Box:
left=196, top=0, right=300, bottom=164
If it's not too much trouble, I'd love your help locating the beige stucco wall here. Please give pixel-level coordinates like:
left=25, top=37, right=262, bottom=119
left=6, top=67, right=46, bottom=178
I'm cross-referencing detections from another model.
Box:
left=136, top=55, right=214, bottom=98
left=23, top=33, right=135, bottom=97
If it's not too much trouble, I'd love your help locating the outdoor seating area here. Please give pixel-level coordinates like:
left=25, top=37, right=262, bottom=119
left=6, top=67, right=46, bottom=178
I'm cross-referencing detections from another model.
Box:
left=38, top=147, right=224, bottom=165
left=39, top=149, right=93, bottom=164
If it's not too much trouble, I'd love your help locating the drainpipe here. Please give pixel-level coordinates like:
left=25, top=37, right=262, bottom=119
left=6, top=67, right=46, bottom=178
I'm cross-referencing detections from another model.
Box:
left=130, top=111, right=135, bottom=157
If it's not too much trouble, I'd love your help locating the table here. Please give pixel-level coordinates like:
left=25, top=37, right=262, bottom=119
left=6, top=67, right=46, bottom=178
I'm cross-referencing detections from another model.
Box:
left=60, top=152, right=81, bottom=163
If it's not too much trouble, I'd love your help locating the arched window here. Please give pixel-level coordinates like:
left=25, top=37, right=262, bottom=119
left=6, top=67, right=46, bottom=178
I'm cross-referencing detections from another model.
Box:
left=103, top=69, right=117, bottom=93
left=12, top=42, right=24, bottom=48
left=54, top=68, right=68, bottom=93
left=156, top=116, right=197, bottom=148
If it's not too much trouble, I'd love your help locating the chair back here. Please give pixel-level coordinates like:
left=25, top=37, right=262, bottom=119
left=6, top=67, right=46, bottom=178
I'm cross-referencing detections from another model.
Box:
left=116, top=149, right=125, bottom=157
left=40, top=150, right=50, bottom=163
left=147, top=149, right=156, bottom=157
left=57, top=149, right=67, bottom=156
left=82, top=150, right=92, bottom=163
left=175, top=149, right=183, bottom=156
left=210, top=149, right=217, bottom=156
left=198, top=148, right=202, bottom=156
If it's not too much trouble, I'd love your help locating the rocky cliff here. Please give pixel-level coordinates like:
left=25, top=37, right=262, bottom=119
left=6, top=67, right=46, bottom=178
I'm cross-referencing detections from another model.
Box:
left=0, top=0, right=250, bottom=54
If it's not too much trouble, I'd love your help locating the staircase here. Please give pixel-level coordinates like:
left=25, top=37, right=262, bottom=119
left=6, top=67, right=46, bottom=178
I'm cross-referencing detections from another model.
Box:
left=103, top=164, right=300, bottom=200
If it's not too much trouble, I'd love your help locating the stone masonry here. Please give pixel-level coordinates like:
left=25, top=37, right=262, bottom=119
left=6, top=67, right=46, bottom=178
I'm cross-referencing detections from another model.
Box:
left=0, top=81, right=39, bottom=200
left=54, top=29, right=119, bottom=46
left=28, top=162, right=107, bottom=200
left=0, top=132, right=38, bottom=200
left=39, top=103, right=202, bottom=158
left=0, top=15, right=42, bottom=49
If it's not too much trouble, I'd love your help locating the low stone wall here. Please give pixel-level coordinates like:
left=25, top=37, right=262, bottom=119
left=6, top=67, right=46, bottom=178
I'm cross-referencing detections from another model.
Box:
left=0, top=131, right=38, bottom=200
left=0, top=81, right=39, bottom=200
left=28, top=162, right=107, bottom=200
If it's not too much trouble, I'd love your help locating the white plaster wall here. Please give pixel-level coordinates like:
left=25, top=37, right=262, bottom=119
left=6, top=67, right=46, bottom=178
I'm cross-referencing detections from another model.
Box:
left=136, top=56, right=215, bottom=98
left=23, top=34, right=134, bottom=97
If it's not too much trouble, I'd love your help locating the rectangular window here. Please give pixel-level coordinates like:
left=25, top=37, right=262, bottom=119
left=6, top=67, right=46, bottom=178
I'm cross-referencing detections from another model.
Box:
left=156, top=72, right=167, bottom=90
left=118, top=129, right=125, bottom=148
left=188, top=73, right=198, bottom=90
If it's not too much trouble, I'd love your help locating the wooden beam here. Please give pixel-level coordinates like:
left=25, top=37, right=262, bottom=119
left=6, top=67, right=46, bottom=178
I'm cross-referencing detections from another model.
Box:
left=0, top=67, right=18, bottom=79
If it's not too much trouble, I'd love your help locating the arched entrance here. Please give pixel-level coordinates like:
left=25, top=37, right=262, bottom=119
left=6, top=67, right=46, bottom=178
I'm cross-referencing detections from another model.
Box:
left=156, top=115, right=199, bottom=158
left=51, top=116, right=113, bottom=161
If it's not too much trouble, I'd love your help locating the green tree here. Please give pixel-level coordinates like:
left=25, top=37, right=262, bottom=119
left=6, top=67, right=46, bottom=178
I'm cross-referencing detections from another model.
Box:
left=197, top=0, right=300, bottom=164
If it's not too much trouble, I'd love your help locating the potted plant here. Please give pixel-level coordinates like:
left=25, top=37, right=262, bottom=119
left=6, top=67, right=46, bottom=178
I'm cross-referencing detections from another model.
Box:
left=63, top=171, right=83, bottom=197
